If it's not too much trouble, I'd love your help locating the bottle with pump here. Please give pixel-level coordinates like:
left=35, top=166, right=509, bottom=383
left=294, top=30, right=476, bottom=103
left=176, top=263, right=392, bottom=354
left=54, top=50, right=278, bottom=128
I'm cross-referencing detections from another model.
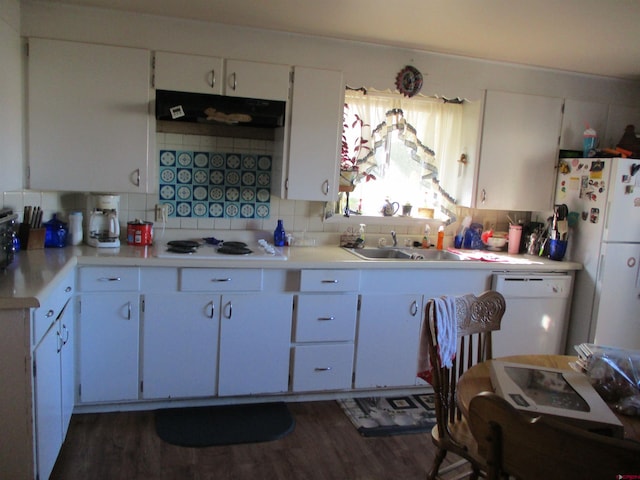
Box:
left=357, top=223, right=366, bottom=247
left=274, top=219, right=286, bottom=246
left=436, top=225, right=444, bottom=250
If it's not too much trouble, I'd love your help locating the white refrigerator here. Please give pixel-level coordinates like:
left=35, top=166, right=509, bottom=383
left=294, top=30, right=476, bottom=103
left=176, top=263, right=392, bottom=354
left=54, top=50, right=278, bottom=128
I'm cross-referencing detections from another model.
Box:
left=556, top=157, right=640, bottom=350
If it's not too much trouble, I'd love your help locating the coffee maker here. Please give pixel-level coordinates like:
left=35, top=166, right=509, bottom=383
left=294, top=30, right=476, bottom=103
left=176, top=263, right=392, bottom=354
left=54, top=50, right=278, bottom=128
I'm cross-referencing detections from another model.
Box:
left=87, top=194, right=120, bottom=247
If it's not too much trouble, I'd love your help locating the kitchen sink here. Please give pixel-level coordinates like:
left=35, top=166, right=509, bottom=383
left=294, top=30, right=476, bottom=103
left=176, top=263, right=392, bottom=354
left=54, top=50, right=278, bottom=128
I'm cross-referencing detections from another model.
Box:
left=344, top=247, right=462, bottom=261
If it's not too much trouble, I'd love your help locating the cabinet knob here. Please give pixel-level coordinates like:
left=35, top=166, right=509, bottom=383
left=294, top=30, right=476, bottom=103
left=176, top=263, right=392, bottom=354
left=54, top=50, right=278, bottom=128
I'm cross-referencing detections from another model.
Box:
left=46, top=309, right=55, bottom=318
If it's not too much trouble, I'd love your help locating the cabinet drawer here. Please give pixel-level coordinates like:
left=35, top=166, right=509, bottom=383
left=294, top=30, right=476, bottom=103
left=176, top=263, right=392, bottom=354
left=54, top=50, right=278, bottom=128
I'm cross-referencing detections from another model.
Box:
left=292, top=344, right=354, bottom=392
left=33, top=270, right=75, bottom=345
left=78, top=267, right=140, bottom=291
left=294, top=294, right=358, bottom=342
left=180, top=268, right=263, bottom=291
left=299, top=270, right=360, bottom=292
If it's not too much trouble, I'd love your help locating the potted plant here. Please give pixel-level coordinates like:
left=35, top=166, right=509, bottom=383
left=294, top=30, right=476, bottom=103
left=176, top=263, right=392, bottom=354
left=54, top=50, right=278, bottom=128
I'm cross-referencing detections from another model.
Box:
left=340, top=104, right=375, bottom=191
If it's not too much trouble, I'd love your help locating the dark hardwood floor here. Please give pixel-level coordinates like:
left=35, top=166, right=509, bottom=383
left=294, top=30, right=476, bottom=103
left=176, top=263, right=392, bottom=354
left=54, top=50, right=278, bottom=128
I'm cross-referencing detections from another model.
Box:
left=51, top=400, right=468, bottom=480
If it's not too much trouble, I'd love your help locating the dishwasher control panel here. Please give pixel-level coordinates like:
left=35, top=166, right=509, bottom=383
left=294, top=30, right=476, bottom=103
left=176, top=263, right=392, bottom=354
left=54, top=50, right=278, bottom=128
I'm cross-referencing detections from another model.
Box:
left=492, top=274, right=571, bottom=298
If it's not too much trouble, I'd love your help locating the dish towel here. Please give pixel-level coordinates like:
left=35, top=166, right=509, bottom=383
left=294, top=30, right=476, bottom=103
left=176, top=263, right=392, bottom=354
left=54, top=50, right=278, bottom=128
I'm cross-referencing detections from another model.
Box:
left=417, top=296, right=458, bottom=384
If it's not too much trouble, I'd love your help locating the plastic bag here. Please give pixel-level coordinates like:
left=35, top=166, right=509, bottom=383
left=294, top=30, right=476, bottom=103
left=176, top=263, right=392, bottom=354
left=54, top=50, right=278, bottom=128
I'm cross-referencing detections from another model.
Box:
left=573, top=343, right=640, bottom=416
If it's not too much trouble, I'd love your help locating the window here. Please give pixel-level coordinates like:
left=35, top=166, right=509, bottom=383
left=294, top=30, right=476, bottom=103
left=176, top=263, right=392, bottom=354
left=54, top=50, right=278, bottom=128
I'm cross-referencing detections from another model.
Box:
left=335, top=89, right=463, bottom=223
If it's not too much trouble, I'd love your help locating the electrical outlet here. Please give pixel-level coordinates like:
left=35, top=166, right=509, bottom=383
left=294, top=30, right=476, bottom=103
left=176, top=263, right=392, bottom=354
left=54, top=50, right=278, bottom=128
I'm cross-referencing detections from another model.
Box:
left=155, top=204, right=168, bottom=222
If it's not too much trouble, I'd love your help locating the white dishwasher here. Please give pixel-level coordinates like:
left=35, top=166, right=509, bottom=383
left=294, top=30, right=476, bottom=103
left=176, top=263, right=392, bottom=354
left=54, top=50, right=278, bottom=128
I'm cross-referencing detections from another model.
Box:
left=491, top=273, right=572, bottom=357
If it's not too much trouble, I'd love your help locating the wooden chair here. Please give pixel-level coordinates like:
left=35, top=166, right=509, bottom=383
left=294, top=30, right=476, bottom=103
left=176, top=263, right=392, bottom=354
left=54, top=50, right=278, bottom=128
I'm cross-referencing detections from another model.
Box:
left=422, top=291, right=506, bottom=480
left=468, top=391, right=640, bottom=480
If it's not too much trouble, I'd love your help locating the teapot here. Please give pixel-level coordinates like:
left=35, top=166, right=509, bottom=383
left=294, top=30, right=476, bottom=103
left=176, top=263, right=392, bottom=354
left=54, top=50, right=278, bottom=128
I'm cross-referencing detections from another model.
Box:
left=381, top=199, right=400, bottom=217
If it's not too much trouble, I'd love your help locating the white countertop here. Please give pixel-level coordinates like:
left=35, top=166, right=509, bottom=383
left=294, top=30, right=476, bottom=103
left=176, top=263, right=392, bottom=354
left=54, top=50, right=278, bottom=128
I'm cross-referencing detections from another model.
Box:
left=0, top=244, right=581, bottom=310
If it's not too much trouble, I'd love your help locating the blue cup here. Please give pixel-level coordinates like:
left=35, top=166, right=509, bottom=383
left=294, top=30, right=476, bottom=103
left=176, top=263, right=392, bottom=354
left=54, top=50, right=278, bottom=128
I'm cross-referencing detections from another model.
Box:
left=549, top=239, right=567, bottom=261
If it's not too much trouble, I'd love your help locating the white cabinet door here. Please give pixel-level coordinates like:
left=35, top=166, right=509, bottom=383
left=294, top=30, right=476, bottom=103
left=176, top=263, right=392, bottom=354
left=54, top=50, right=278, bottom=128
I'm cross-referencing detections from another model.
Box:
left=218, top=294, right=293, bottom=396
left=354, top=294, right=423, bottom=388
left=560, top=99, right=609, bottom=151
left=142, top=293, right=219, bottom=399
left=154, top=51, right=223, bottom=94
left=28, top=39, right=150, bottom=192
left=276, top=66, right=344, bottom=200
left=33, top=321, right=62, bottom=480
left=476, top=90, right=563, bottom=211
left=78, top=292, right=140, bottom=403
left=59, top=300, right=75, bottom=438
left=224, top=59, right=290, bottom=101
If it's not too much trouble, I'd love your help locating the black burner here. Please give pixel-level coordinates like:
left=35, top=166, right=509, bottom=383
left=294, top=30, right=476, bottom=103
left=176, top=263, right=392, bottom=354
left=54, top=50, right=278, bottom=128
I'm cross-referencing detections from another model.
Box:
left=218, top=245, right=252, bottom=255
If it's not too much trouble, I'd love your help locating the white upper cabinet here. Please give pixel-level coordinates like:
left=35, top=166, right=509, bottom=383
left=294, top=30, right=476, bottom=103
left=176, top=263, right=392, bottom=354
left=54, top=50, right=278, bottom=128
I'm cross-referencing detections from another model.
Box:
left=475, top=90, right=563, bottom=211
left=154, top=51, right=223, bottom=94
left=28, top=39, right=150, bottom=193
left=224, top=59, right=290, bottom=101
left=560, top=99, right=609, bottom=151
left=154, top=52, right=290, bottom=101
left=276, top=66, right=344, bottom=201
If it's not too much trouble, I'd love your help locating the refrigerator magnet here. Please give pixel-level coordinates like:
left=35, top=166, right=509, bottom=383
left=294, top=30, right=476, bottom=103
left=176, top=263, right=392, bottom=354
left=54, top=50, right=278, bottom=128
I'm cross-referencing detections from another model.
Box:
left=590, top=208, right=600, bottom=223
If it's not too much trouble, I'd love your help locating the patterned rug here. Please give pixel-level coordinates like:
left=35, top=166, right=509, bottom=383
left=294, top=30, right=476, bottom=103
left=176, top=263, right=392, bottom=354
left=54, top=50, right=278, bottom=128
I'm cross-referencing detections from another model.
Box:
left=337, top=393, right=437, bottom=437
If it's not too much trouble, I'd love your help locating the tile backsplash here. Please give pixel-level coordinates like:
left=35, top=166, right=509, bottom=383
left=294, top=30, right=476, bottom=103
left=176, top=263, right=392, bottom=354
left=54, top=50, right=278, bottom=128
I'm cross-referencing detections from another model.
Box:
left=158, top=149, right=272, bottom=219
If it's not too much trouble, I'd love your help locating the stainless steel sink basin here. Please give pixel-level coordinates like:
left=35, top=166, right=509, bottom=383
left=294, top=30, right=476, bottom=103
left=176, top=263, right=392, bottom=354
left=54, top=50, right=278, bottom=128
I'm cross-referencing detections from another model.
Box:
left=344, top=247, right=462, bottom=261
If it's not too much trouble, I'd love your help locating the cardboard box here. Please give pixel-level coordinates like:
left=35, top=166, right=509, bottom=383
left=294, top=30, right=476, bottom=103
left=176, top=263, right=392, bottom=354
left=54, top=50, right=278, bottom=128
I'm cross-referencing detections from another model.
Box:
left=490, top=360, right=624, bottom=438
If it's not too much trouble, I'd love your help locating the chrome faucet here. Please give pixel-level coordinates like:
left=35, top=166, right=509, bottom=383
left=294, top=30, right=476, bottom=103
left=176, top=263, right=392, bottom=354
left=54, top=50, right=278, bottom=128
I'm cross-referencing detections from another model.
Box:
left=390, top=230, right=397, bottom=247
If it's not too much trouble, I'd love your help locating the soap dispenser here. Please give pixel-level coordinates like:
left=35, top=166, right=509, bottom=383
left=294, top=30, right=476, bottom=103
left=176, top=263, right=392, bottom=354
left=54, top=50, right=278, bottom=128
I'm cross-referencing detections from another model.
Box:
left=357, top=223, right=366, bottom=247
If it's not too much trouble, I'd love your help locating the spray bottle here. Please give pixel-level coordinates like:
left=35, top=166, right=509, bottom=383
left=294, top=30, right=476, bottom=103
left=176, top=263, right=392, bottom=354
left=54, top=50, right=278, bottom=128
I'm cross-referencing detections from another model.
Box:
left=422, top=224, right=431, bottom=248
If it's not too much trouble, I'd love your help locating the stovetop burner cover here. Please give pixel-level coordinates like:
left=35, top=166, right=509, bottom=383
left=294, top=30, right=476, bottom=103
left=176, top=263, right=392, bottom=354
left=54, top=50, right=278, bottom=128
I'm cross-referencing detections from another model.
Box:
left=166, top=240, right=200, bottom=254
left=218, top=244, right=252, bottom=255
left=221, top=241, right=247, bottom=249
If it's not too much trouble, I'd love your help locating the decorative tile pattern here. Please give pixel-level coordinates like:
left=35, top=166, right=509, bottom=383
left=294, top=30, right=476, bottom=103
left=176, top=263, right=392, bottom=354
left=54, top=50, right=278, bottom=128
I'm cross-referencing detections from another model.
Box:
left=159, top=150, right=271, bottom=218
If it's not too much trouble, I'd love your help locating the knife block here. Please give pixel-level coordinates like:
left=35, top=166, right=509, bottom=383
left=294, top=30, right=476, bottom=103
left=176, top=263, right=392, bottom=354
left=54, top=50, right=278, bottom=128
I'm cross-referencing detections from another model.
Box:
left=18, top=223, right=45, bottom=250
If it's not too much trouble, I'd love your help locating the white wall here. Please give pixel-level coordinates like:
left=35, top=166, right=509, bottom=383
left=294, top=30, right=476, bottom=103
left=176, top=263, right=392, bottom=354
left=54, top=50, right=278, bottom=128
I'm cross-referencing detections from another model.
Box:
left=0, top=0, right=23, bottom=193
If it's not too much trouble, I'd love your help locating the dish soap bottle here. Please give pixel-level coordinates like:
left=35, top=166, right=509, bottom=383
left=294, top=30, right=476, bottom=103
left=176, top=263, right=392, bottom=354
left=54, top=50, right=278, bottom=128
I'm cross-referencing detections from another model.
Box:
left=357, top=223, right=366, bottom=247
left=273, top=219, right=286, bottom=246
left=422, top=224, right=431, bottom=249
left=436, top=225, right=444, bottom=250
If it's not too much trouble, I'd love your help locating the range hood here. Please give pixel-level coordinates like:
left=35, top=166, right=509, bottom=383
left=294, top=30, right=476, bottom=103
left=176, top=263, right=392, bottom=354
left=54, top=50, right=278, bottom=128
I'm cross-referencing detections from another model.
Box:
left=155, top=89, right=286, bottom=128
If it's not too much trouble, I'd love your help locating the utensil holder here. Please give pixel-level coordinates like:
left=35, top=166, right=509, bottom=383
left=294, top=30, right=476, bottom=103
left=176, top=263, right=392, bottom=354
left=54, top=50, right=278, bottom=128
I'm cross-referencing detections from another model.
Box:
left=18, top=224, right=45, bottom=250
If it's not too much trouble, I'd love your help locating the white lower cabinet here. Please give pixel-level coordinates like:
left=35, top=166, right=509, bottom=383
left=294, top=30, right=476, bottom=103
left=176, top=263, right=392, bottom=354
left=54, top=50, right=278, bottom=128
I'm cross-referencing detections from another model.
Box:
left=292, top=344, right=355, bottom=391
left=354, top=293, right=423, bottom=389
left=218, top=293, right=293, bottom=396
left=30, top=270, right=75, bottom=480
left=78, top=292, right=140, bottom=403
left=142, top=293, right=219, bottom=399
left=291, top=293, right=358, bottom=392
left=34, top=309, right=73, bottom=480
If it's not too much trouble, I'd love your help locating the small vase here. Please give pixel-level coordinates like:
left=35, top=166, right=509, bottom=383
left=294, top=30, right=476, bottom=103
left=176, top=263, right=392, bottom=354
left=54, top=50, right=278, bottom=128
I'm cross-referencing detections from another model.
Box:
left=339, top=170, right=357, bottom=192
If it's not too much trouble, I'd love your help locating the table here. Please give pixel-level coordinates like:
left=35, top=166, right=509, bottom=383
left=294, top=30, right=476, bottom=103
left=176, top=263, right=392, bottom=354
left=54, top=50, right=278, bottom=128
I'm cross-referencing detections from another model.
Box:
left=456, top=354, right=640, bottom=442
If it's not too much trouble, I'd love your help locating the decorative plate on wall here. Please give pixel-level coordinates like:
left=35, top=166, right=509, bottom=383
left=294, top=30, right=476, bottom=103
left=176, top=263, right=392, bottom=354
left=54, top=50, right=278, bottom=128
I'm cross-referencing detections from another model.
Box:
left=395, top=65, right=423, bottom=98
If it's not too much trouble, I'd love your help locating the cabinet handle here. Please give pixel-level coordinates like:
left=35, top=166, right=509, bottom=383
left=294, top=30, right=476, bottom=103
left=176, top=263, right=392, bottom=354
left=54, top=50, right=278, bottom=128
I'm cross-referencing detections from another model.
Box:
left=132, top=168, right=140, bottom=187
left=209, top=69, right=216, bottom=88
left=224, top=301, right=233, bottom=319
left=230, top=72, right=237, bottom=91
left=126, top=301, right=131, bottom=320
left=61, top=324, right=69, bottom=345
left=321, top=279, right=339, bottom=284
left=46, top=309, right=55, bottom=318
left=211, top=278, right=232, bottom=282
left=318, top=316, right=335, bottom=321
left=57, top=330, right=62, bottom=353
left=322, top=179, right=330, bottom=196
left=99, top=277, right=121, bottom=282
left=481, top=188, right=487, bottom=204
left=314, top=367, right=332, bottom=372
left=208, top=301, right=215, bottom=319
left=65, top=286, right=72, bottom=293
left=410, top=300, right=418, bottom=317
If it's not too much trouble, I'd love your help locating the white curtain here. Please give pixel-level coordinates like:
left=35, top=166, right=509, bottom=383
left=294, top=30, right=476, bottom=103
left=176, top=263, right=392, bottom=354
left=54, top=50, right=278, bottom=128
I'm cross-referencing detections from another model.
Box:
left=344, top=89, right=463, bottom=220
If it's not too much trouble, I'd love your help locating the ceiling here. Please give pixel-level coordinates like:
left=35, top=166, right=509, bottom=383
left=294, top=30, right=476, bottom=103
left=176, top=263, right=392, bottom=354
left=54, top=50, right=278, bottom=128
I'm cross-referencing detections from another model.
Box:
left=38, top=0, right=640, bottom=81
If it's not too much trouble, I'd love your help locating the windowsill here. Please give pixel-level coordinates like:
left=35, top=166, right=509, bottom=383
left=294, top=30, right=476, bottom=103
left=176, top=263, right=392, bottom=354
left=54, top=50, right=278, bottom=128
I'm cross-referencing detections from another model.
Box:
left=323, top=213, right=445, bottom=227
